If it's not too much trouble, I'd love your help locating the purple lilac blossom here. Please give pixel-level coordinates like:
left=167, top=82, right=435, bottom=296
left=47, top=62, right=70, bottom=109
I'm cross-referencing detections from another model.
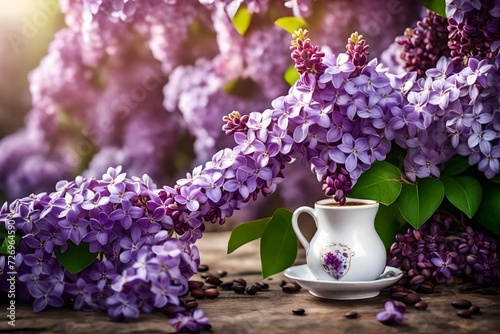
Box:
left=0, top=167, right=201, bottom=326
left=376, top=300, right=405, bottom=324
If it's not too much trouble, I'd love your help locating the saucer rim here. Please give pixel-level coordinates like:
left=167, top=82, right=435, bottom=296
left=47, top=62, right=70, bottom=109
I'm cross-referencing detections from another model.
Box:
left=284, top=264, right=403, bottom=285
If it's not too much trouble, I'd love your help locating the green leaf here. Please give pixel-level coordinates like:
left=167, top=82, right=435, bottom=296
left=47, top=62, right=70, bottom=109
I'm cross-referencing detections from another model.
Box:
left=231, top=5, right=252, bottom=36
left=420, top=0, right=447, bottom=18
left=284, top=65, right=300, bottom=86
left=442, top=175, right=482, bottom=218
left=0, top=234, right=21, bottom=255
left=476, top=182, right=500, bottom=236
left=441, top=155, right=471, bottom=176
left=375, top=202, right=403, bottom=250
left=349, top=161, right=403, bottom=205
left=260, top=208, right=297, bottom=278
left=55, top=241, right=97, bottom=274
left=274, top=16, right=307, bottom=34
left=398, top=178, right=444, bottom=229
left=227, top=217, right=269, bottom=254
left=491, top=175, right=500, bottom=184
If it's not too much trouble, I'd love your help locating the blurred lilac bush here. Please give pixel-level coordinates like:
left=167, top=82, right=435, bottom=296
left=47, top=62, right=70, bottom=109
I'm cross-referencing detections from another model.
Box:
left=0, top=0, right=421, bottom=220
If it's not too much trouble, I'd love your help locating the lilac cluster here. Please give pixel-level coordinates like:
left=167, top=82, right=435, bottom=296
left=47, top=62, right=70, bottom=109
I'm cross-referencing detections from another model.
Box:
left=222, top=52, right=396, bottom=204
left=396, top=10, right=450, bottom=77
left=0, top=167, right=205, bottom=328
left=393, top=55, right=500, bottom=181
left=290, top=28, right=326, bottom=78
left=388, top=213, right=500, bottom=286
left=345, top=32, right=370, bottom=76
left=447, top=0, right=500, bottom=64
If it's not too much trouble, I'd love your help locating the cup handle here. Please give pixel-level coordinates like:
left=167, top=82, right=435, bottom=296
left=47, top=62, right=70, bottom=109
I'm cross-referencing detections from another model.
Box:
left=291, top=206, right=317, bottom=251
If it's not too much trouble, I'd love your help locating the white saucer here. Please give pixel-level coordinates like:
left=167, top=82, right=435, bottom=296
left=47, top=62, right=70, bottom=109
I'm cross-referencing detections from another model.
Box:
left=284, top=265, right=403, bottom=300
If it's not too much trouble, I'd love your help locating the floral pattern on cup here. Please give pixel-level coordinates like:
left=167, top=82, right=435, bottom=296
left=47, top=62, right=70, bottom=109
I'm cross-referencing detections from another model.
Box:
left=320, top=243, right=355, bottom=279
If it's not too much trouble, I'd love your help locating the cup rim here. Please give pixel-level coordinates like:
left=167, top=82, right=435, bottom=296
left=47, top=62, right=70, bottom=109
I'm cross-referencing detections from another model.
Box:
left=315, top=197, right=378, bottom=208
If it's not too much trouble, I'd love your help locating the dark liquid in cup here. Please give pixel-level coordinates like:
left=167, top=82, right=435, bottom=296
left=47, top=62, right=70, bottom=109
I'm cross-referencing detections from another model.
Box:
left=322, top=202, right=369, bottom=206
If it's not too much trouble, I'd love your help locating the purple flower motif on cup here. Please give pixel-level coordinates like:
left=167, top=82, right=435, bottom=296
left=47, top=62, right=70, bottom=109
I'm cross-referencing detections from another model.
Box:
left=320, top=243, right=354, bottom=279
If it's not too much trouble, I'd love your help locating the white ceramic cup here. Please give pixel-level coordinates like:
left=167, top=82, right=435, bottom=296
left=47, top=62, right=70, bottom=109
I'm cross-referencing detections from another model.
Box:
left=292, top=198, right=386, bottom=281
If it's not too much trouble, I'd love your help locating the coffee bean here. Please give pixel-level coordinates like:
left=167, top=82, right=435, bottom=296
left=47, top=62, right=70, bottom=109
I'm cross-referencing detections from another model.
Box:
left=220, top=282, right=234, bottom=290
left=182, top=297, right=196, bottom=303
left=204, top=285, right=217, bottom=290
left=197, top=264, right=209, bottom=272
left=457, top=309, right=471, bottom=318
left=393, top=300, right=407, bottom=311
left=452, top=299, right=472, bottom=309
left=408, top=268, right=419, bottom=277
left=234, top=278, right=247, bottom=287
left=415, top=301, right=428, bottom=310
left=259, top=282, right=269, bottom=290
left=419, top=280, right=434, bottom=293
left=469, top=305, right=480, bottom=315
left=280, top=280, right=287, bottom=287
left=233, top=285, right=246, bottom=294
left=246, top=286, right=258, bottom=295
left=205, top=276, right=222, bottom=286
left=403, top=292, right=421, bottom=305
left=282, top=283, right=301, bottom=293
left=205, top=288, right=220, bottom=299
left=410, top=275, right=425, bottom=285
left=390, top=291, right=409, bottom=300
left=200, top=272, right=212, bottom=279
left=186, top=301, right=199, bottom=310
left=188, top=280, right=204, bottom=290
left=344, top=311, right=358, bottom=318
left=390, top=285, right=407, bottom=293
left=190, top=288, right=205, bottom=299
left=216, top=270, right=228, bottom=278
left=421, top=268, right=432, bottom=280
left=253, top=282, right=263, bottom=290
left=292, top=308, right=305, bottom=315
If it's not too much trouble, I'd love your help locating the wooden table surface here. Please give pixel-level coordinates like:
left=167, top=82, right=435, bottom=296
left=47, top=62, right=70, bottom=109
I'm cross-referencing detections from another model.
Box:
left=1, top=231, right=500, bottom=333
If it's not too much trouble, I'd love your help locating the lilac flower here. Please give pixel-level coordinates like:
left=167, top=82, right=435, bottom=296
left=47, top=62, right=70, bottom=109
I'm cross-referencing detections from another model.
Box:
left=195, top=169, right=224, bottom=203
left=268, top=124, right=294, bottom=155
left=223, top=169, right=251, bottom=200
left=294, top=107, right=322, bottom=143
left=431, top=252, right=459, bottom=283
left=59, top=209, right=89, bottom=245
left=109, top=200, right=143, bottom=230
left=376, top=300, right=405, bottom=324
left=108, top=182, right=138, bottom=204
left=35, top=218, right=67, bottom=253
left=119, top=234, right=145, bottom=263
left=31, top=281, right=65, bottom=313
left=81, top=191, right=110, bottom=212
left=460, top=58, right=493, bottom=86
left=22, top=249, right=52, bottom=276
left=337, top=133, right=370, bottom=173
left=16, top=205, right=40, bottom=234
left=106, top=291, right=140, bottom=321
left=169, top=309, right=211, bottom=333
left=446, top=0, right=474, bottom=22
left=66, top=278, right=100, bottom=311
left=88, top=260, right=118, bottom=290
left=83, top=215, right=115, bottom=252
left=175, top=185, right=203, bottom=212
left=320, top=53, right=355, bottom=88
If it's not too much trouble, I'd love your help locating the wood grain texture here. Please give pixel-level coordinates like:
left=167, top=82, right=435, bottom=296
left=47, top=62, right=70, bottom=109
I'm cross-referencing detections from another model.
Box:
left=1, top=232, right=499, bottom=333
